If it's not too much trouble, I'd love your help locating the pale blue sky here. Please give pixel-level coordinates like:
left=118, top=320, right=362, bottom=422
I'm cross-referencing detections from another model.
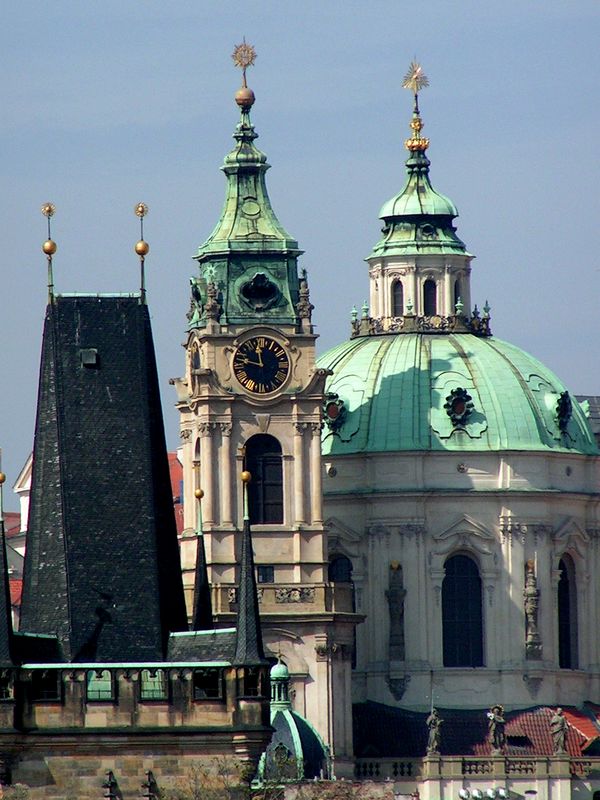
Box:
left=2, top=1, right=599, bottom=507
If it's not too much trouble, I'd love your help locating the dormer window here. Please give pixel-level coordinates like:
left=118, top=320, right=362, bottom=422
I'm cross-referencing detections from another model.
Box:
left=424, top=279, right=437, bottom=316
left=392, top=281, right=404, bottom=316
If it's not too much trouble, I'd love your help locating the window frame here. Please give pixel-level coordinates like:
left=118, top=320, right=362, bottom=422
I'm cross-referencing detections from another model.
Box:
left=192, top=668, right=224, bottom=701
left=85, top=669, right=116, bottom=703
left=246, top=434, right=283, bottom=525
left=441, top=553, right=484, bottom=668
left=139, top=668, right=169, bottom=702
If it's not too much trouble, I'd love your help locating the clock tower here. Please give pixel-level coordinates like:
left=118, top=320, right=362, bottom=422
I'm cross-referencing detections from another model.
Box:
left=173, top=47, right=359, bottom=772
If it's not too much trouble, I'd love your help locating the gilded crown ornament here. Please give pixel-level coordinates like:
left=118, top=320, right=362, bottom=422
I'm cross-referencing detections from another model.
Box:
left=402, top=61, right=430, bottom=152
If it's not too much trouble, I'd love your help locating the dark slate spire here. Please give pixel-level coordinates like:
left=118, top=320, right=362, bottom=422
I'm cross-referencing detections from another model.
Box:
left=20, top=296, right=188, bottom=662
left=233, top=473, right=267, bottom=666
left=0, top=475, right=15, bottom=666
left=192, top=489, right=213, bottom=631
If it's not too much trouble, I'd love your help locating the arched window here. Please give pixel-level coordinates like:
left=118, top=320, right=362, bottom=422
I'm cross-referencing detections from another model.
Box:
left=246, top=434, right=283, bottom=525
left=454, top=280, right=461, bottom=311
left=558, top=555, right=578, bottom=668
left=423, top=280, right=437, bottom=316
left=392, top=281, right=404, bottom=316
left=328, top=555, right=353, bottom=583
left=442, top=554, right=483, bottom=667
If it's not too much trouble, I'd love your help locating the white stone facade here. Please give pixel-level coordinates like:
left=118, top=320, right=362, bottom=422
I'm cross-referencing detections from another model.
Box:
left=323, top=447, right=600, bottom=711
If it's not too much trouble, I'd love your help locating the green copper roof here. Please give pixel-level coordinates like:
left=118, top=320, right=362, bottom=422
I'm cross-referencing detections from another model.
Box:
left=318, top=333, right=598, bottom=456
left=197, top=108, right=300, bottom=259
left=368, top=101, right=471, bottom=259
left=189, top=96, right=304, bottom=329
left=379, top=149, right=458, bottom=220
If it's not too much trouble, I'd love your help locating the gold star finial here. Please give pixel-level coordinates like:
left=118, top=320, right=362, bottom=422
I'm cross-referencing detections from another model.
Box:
left=232, top=39, right=256, bottom=88
left=402, top=61, right=429, bottom=96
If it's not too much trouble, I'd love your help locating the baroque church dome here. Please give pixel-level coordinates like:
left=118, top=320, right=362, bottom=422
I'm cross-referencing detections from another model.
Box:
left=318, top=80, right=597, bottom=459
left=319, top=333, right=597, bottom=456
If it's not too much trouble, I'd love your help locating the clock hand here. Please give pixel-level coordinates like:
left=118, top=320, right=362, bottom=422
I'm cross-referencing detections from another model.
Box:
left=255, top=346, right=264, bottom=367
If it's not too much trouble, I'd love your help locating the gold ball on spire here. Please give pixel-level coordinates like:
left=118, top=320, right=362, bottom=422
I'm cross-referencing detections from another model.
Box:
left=235, top=86, right=255, bottom=110
left=135, top=240, right=149, bottom=256
left=241, top=470, right=252, bottom=484
left=0, top=473, right=5, bottom=485
left=43, top=239, right=57, bottom=255
left=194, top=488, right=204, bottom=500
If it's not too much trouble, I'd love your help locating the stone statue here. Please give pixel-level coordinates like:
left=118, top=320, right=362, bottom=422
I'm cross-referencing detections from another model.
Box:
left=487, top=704, right=506, bottom=752
left=386, top=563, right=406, bottom=661
left=524, top=560, right=542, bottom=659
left=296, top=269, right=314, bottom=322
left=426, top=708, right=443, bottom=755
left=204, top=281, right=221, bottom=321
left=550, top=707, right=567, bottom=755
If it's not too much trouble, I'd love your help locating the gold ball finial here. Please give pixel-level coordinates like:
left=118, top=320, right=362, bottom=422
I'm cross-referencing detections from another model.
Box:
left=235, top=86, right=255, bottom=110
left=43, top=239, right=57, bottom=255
left=194, top=488, right=204, bottom=500
left=241, top=470, right=252, bottom=484
left=0, top=473, right=5, bottom=485
left=135, top=240, right=149, bottom=256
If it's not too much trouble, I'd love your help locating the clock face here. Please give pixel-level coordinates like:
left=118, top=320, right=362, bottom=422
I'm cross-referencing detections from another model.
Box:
left=233, top=336, right=290, bottom=394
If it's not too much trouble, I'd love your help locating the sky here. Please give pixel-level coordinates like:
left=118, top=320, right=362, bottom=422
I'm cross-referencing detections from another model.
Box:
left=1, top=1, right=599, bottom=509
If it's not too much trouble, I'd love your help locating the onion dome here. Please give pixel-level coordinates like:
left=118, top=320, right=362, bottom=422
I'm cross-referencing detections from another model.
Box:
left=369, top=65, right=467, bottom=259
left=318, top=334, right=598, bottom=456
left=254, top=660, right=331, bottom=784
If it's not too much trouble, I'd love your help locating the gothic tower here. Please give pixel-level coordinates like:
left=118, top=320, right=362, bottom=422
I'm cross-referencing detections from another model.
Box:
left=173, top=49, right=359, bottom=771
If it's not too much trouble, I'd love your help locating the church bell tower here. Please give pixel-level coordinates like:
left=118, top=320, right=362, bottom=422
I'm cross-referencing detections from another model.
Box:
left=173, top=45, right=359, bottom=771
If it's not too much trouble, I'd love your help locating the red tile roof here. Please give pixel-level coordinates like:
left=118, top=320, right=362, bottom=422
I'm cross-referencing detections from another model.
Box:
left=4, top=512, right=21, bottom=538
left=9, top=579, right=22, bottom=608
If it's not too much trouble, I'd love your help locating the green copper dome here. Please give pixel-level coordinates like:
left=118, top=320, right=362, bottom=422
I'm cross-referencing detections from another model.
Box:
left=318, top=334, right=598, bottom=456
left=378, top=149, right=458, bottom=220
left=368, top=88, right=469, bottom=259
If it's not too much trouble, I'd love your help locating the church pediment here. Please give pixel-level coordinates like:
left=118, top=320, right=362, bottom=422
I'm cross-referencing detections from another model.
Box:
left=432, top=515, right=495, bottom=555
left=553, top=517, right=589, bottom=558
left=325, top=517, right=362, bottom=554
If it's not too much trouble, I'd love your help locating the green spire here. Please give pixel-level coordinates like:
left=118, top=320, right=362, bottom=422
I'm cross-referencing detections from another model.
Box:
left=198, top=106, right=300, bottom=257
left=190, top=49, right=304, bottom=330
